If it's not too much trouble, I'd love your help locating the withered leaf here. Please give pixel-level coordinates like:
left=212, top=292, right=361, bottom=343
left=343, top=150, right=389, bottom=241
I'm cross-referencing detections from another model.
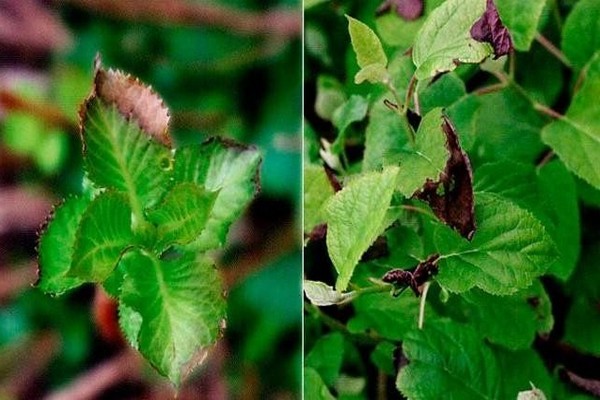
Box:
left=376, top=0, right=424, bottom=21
left=85, top=55, right=172, bottom=147
left=382, top=253, right=440, bottom=296
left=470, top=0, right=513, bottom=59
left=414, top=115, right=476, bottom=240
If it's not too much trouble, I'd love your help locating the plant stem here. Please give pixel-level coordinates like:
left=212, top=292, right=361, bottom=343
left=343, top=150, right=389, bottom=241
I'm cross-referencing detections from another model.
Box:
left=534, top=102, right=563, bottom=119
left=418, top=281, right=431, bottom=330
left=473, top=82, right=507, bottom=96
left=304, top=302, right=381, bottom=345
left=385, top=79, right=416, bottom=146
left=535, top=33, right=572, bottom=68
left=401, top=204, right=436, bottom=219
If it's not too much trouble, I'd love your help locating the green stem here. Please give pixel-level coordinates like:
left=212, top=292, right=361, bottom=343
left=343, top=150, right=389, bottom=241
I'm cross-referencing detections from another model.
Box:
left=418, top=281, right=431, bottom=330
left=385, top=79, right=416, bottom=146
left=304, top=302, right=381, bottom=345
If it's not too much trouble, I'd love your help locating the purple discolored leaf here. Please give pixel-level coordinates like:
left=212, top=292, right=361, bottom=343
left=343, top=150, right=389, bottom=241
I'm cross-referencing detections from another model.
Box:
left=470, top=0, right=513, bottom=59
left=376, top=0, right=424, bottom=21
left=414, top=116, right=476, bottom=240
left=382, top=253, right=440, bottom=296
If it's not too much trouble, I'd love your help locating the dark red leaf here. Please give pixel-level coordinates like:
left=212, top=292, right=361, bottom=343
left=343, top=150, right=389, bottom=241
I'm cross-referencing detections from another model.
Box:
left=382, top=253, right=440, bottom=296
left=376, top=0, right=423, bottom=21
left=470, top=0, right=513, bottom=59
left=413, top=116, right=476, bottom=240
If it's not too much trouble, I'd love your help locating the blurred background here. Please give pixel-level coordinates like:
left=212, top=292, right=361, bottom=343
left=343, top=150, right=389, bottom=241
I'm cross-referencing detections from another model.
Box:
left=0, top=0, right=301, bottom=398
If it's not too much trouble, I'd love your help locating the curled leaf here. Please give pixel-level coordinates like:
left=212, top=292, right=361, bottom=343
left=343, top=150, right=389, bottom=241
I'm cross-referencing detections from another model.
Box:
left=382, top=253, right=440, bottom=296
left=85, top=55, right=171, bottom=147
left=304, top=280, right=355, bottom=306
left=414, top=115, right=476, bottom=240
left=376, top=0, right=424, bottom=21
left=470, top=0, right=513, bottom=59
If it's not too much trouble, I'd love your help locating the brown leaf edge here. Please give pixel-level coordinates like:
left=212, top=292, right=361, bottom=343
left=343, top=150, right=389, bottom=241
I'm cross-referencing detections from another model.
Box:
left=78, top=54, right=172, bottom=148
left=413, top=114, right=476, bottom=240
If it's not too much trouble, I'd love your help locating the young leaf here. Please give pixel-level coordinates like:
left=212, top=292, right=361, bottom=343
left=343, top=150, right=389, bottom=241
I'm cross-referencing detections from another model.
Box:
left=397, top=320, right=501, bottom=398
left=80, top=97, right=173, bottom=214
left=542, top=53, right=600, bottom=190
left=331, top=95, right=369, bottom=152
left=146, top=182, right=218, bottom=252
left=412, top=0, right=493, bottom=79
left=434, top=192, right=557, bottom=295
left=118, top=248, right=226, bottom=385
left=346, top=15, right=389, bottom=84
left=470, top=0, right=513, bottom=58
left=93, top=65, right=171, bottom=146
left=37, top=196, right=91, bottom=294
left=173, top=137, right=261, bottom=251
left=396, top=108, right=449, bottom=197
left=69, top=191, right=134, bottom=282
left=325, top=166, right=400, bottom=291
left=494, top=0, right=546, bottom=51
left=305, top=332, right=345, bottom=386
left=304, top=164, right=335, bottom=234
left=304, top=280, right=353, bottom=306
left=561, top=0, right=600, bottom=70
left=414, top=115, right=476, bottom=240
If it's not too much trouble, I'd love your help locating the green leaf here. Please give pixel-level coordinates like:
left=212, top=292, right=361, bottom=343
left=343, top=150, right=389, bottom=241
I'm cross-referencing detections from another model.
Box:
left=173, top=138, right=261, bottom=251
left=146, top=182, right=218, bottom=251
left=561, top=0, right=600, bottom=69
left=315, top=75, right=347, bottom=122
left=331, top=95, right=369, bottom=153
left=37, top=196, right=91, bottom=294
left=346, top=15, right=388, bottom=69
left=446, top=95, right=480, bottom=151
left=397, top=320, right=501, bottom=399
left=564, top=296, right=600, bottom=356
left=362, top=94, right=412, bottom=171
left=81, top=98, right=173, bottom=216
left=371, top=341, right=397, bottom=376
left=542, top=53, right=600, bottom=190
left=304, top=368, right=336, bottom=400
left=355, top=63, right=390, bottom=85
left=435, top=192, right=557, bottom=295
left=494, top=0, right=547, bottom=51
left=460, top=281, right=553, bottom=350
left=473, top=86, right=546, bottom=164
left=412, top=0, right=493, bottom=79
left=396, top=108, right=449, bottom=197
left=495, top=348, right=553, bottom=399
left=418, top=72, right=466, bottom=115
left=304, top=164, right=335, bottom=233
left=305, top=332, right=345, bottom=387
left=325, top=166, right=400, bottom=291
left=118, top=248, right=226, bottom=384
left=70, top=192, right=134, bottom=282
left=347, top=291, right=422, bottom=341
left=303, top=280, right=353, bottom=306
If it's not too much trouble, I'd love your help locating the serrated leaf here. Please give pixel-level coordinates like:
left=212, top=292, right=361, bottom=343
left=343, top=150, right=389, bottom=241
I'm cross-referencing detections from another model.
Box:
left=397, top=320, right=501, bottom=399
left=146, top=182, right=218, bottom=251
left=305, top=332, right=345, bottom=387
left=173, top=138, right=261, bottom=251
left=303, top=280, right=353, bottom=306
left=346, top=15, right=388, bottom=70
left=541, top=53, right=600, bottom=190
left=413, top=0, right=493, bottom=79
left=494, top=0, right=546, bottom=51
left=94, top=65, right=171, bottom=146
left=460, top=281, right=553, bottom=350
left=561, top=0, right=600, bottom=69
left=69, top=192, right=134, bottom=282
left=325, top=166, right=400, bottom=291
left=80, top=98, right=173, bottom=214
left=434, top=192, right=557, bottom=295
left=118, top=248, right=226, bottom=384
left=396, top=108, right=449, bottom=197
left=37, top=196, right=91, bottom=294
left=304, top=165, right=335, bottom=234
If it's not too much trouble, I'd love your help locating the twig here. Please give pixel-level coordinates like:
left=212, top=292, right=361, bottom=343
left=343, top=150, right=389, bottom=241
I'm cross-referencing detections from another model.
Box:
left=564, top=370, right=600, bottom=397
left=44, top=350, right=142, bottom=400
left=473, top=82, right=506, bottom=96
left=535, top=33, right=571, bottom=68
left=59, top=0, right=301, bottom=38
left=534, top=102, right=563, bottom=119
left=418, top=282, right=431, bottom=330
left=0, top=90, right=78, bottom=134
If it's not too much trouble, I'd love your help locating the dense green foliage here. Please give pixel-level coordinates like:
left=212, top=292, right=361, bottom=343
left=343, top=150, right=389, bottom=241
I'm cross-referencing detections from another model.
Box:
left=304, top=0, right=600, bottom=398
